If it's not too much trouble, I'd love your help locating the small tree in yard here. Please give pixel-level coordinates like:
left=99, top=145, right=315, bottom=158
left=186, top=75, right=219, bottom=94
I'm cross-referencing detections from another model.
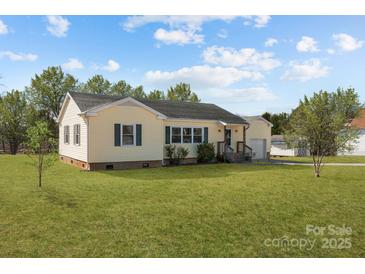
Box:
left=286, top=88, right=362, bottom=177
left=25, top=121, right=57, bottom=187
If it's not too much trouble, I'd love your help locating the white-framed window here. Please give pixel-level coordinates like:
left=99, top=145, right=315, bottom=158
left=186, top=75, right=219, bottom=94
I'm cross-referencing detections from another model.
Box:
left=64, top=125, right=70, bottom=144
left=122, top=124, right=135, bottom=146
left=183, top=128, right=192, bottom=143
left=170, top=127, right=203, bottom=144
left=171, top=127, right=182, bottom=143
left=73, top=124, right=80, bottom=145
left=193, top=128, right=203, bottom=143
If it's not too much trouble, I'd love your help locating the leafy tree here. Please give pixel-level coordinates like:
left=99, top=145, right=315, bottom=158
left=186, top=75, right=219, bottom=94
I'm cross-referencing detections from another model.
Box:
left=130, top=85, right=146, bottom=99
left=110, top=80, right=133, bottom=96
left=25, top=121, right=56, bottom=187
left=0, top=90, right=28, bottom=154
left=167, top=83, right=200, bottom=102
left=26, top=66, right=78, bottom=119
left=82, top=75, right=111, bottom=95
left=262, top=112, right=289, bottom=135
left=285, top=88, right=362, bottom=177
left=148, top=89, right=165, bottom=100
left=0, top=95, right=5, bottom=152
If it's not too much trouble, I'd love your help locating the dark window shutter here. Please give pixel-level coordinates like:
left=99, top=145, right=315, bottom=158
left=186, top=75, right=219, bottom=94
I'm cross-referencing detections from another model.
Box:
left=136, top=124, right=142, bottom=146
left=203, top=127, right=208, bottom=143
left=165, top=126, right=171, bottom=144
left=114, top=124, right=121, bottom=146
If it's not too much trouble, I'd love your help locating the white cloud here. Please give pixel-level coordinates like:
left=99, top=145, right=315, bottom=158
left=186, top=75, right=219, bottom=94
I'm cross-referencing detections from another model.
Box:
left=123, top=16, right=237, bottom=45
left=0, top=51, right=38, bottom=61
left=62, top=58, right=84, bottom=71
left=102, top=59, right=120, bottom=72
left=281, top=59, right=330, bottom=82
left=144, top=65, right=263, bottom=89
left=211, top=87, right=277, bottom=102
left=264, top=38, right=278, bottom=47
left=0, top=20, right=9, bottom=35
left=46, top=15, right=70, bottom=37
left=243, top=16, right=271, bottom=28
left=154, top=28, right=203, bottom=45
left=327, top=48, right=336, bottom=55
left=122, top=16, right=237, bottom=32
left=202, top=46, right=281, bottom=71
left=332, top=33, right=363, bottom=52
left=296, top=36, right=319, bottom=52
left=217, top=29, right=228, bottom=39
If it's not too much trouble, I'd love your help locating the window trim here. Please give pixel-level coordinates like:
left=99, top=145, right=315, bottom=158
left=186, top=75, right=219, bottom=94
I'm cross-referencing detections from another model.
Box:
left=64, top=125, right=70, bottom=144
left=73, top=124, right=81, bottom=146
left=193, top=127, right=203, bottom=144
left=169, top=126, right=204, bottom=144
left=121, top=124, right=136, bottom=146
left=183, top=127, right=192, bottom=144
left=171, top=127, right=182, bottom=144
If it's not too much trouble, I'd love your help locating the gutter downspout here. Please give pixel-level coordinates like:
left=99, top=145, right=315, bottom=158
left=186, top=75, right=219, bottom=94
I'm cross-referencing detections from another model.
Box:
left=86, top=116, right=90, bottom=170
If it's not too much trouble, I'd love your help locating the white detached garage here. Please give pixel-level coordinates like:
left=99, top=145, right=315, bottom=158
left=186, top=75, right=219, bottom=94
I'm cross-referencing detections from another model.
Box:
left=342, top=108, right=365, bottom=156
left=243, top=116, right=272, bottom=160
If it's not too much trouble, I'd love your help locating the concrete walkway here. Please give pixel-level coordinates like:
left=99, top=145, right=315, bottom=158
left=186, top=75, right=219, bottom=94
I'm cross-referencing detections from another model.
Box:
left=270, top=160, right=365, bottom=167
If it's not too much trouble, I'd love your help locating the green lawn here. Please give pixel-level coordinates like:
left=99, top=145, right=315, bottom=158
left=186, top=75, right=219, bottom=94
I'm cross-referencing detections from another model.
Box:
left=0, top=155, right=364, bottom=258
left=271, top=155, right=365, bottom=163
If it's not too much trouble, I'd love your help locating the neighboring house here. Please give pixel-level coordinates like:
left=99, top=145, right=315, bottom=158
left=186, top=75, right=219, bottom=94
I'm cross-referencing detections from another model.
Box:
left=341, top=108, right=365, bottom=156
left=270, top=135, right=309, bottom=157
left=243, top=116, right=272, bottom=160
left=58, top=92, right=255, bottom=170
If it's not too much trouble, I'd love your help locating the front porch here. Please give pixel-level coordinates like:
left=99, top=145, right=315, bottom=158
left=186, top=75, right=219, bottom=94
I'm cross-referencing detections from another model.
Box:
left=216, top=122, right=253, bottom=163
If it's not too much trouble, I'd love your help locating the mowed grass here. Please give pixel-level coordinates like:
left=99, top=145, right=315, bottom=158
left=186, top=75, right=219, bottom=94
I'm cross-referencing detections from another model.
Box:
left=271, top=156, right=365, bottom=163
left=0, top=155, right=364, bottom=258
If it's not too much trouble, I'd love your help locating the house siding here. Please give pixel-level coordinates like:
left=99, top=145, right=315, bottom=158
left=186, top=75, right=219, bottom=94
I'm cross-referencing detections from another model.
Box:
left=245, top=119, right=271, bottom=155
left=59, top=97, right=88, bottom=162
left=163, top=120, right=244, bottom=157
left=88, top=105, right=164, bottom=163
left=342, top=129, right=365, bottom=156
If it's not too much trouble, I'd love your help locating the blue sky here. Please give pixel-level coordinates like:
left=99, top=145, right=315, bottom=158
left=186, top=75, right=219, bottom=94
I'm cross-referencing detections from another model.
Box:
left=0, top=15, right=364, bottom=115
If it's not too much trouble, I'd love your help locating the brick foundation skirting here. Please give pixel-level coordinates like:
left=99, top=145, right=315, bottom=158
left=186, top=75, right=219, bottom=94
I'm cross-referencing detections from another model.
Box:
left=60, top=155, right=200, bottom=170
left=89, top=160, right=162, bottom=170
left=59, top=155, right=89, bottom=170
left=60, top=154, right=162, bottom=170
left=163, top=157, right=198, bottom=165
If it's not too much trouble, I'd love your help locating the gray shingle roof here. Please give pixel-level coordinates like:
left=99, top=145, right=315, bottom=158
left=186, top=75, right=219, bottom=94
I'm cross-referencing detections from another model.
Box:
left=69, top=92, right=247, bottom=124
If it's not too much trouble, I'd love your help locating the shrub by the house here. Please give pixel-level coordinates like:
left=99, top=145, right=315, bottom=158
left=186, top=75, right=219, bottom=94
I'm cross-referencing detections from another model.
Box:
left=164, top=144, right=189, bottom=165
left=197, top=143, right=215, bottom=163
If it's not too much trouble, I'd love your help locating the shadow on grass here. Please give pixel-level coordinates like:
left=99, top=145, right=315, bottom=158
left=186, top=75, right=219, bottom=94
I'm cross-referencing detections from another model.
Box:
left=96, top=163, right=309, bottom=181
left=38, top=188, right=78, bottom=208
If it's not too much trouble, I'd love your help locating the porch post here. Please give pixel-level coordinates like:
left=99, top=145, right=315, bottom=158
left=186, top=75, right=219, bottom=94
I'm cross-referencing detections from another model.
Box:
left=223, top=125, right=227, bottom=153
left=243, top=125, right=246, bottom=155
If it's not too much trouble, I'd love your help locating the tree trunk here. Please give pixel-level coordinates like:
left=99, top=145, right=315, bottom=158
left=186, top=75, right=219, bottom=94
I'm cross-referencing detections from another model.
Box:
left=38, top=169, right=42, bottom=187
left=314, top=169, right=320, bottom=177
left=1, top=140, right=5, bottom=153
left=313, top=163, right=321, bottom=177
left=38, top=154, right=43, bottom=187
left=9, top=142, right=17, bottom=155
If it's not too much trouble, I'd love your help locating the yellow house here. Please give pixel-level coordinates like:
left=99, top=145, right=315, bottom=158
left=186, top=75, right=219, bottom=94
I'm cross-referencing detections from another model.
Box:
left=243, top=116, right=272, bottom=160
left=58, top=92, right=254, bottom=170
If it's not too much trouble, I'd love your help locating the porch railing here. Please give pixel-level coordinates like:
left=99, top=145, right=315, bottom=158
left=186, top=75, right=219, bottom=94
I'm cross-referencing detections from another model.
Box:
left=237, top=141, right=253, bottom=161
left=217, top=141, right=252, bottom=162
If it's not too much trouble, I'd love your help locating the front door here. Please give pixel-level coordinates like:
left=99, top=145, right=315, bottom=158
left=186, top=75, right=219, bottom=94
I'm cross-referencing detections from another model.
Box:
left=225, top=129, right=232, bottom=146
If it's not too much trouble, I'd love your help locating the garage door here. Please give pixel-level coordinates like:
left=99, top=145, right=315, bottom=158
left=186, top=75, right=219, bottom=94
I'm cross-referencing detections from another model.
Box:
left=249, top=139, right=266, bottom=159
